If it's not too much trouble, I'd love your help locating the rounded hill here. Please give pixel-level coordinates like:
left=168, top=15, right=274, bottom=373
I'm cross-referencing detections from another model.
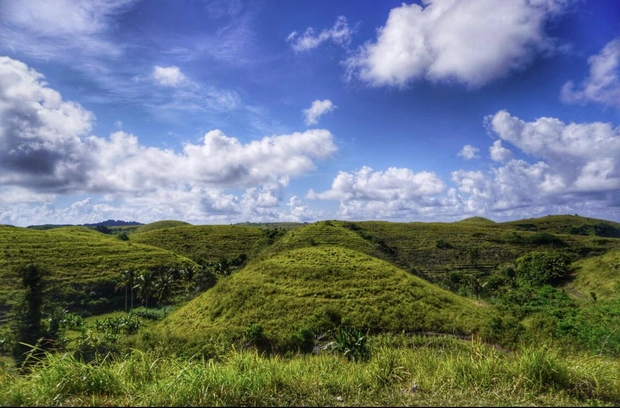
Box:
left=155, top=245, right=493, bottom=350
left=134, top=220, right=191, bottom=233
left=454, top=217, right=496, bottom=225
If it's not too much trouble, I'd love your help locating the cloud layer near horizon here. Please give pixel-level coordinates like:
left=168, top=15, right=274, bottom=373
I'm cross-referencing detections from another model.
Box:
left=0, top=56, right=336, bottom=225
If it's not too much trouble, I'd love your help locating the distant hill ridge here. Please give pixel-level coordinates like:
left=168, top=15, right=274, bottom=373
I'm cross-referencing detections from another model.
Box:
left=28, top=219, right=143, bottom=229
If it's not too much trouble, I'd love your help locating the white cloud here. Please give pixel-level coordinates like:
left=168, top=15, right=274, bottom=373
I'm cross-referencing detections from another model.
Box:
left=287, top=16, right=352, bottom=52
left=489, top=140, right=514, bottom=162
left=308, top=166, right=449, bottom=219
left=0, top=0, right=135, bottom=59
left=457, top=144, right=480, bottom=160
left=152, top=66, right=189, bottom=87
left=302, top=99, right=337, bottom=125
left=560, top=37, right=620, bottom=109
left=0, top=56, right=338, bottom=225
left=345, top=0, right=568, bottom=88
left=447, top=110, right=620, bottom=216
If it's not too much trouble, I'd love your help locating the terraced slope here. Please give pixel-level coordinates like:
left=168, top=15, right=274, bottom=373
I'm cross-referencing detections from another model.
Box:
left=155, top=245, right=493, bottom=350
left=131, top=224, right=274, bottom=264
left=343, top=221, right=620, bottom=281
left=500, top=214, right=620, bottom=237
left=0, top=225, right=194, bottom=314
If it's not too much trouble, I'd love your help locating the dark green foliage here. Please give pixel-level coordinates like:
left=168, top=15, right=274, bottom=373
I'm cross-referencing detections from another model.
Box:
left=333, top=318, right=370, bottom=362
left=480, top=314, right=524, bottom=348
left=435, top=238, right=453, bottom=249
left=117, top=232, right=129, bottom=241
left=285, top=327, right=315, bottom=353
left=93, top=225, right=112, bottom=234
left=243, top=323, right=269, bottom=351
left=515, top=251, right=572, bottom=286
left=523, top=232, right=566, bottom=247
left=11, top=264, right=49, bottom=366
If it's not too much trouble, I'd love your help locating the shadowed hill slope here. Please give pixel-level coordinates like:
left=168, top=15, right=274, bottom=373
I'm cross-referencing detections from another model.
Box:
left=339, top=220, right=620, bottom=282
left=131, top=224, right=275, bottom=264
left=500, top=215, right=620, bottom=237
left=155, top=245, right=493, bottom=350
left=0, top=225, right=195, bottom=316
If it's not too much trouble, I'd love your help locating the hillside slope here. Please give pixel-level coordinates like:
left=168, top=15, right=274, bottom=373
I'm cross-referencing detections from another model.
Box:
left=565, top=248, right=620, bottom=301
left=156, top=245, right=493, bottom=350
left=0, top=225, right=194, bottom=314
left=131, top=224, right=274, bottom=264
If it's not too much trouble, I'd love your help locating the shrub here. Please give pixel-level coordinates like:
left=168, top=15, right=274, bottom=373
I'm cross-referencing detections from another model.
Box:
left=333, top=318, right=371, bottom=362
left=435, top=238, right=453, bottom=249
left=515, top=251, right=572, bottom=286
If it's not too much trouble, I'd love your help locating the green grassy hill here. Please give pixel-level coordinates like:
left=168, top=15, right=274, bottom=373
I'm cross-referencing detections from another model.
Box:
left=131, top=224, right=275, bottom=264
left=500, top=214, right=620, bottom=237
left=0, top=225, right=195, bottom=316
left=565, top=248, right=620, bottom=301
left=255, top=220, right=384, bottom=261
left=155, top=245, right=493, bottom=351
left=336, top=220, right=620, bottom=282
left=454, top=216, right=496, bottom=225
left=133, top=220, right=191, bottom=233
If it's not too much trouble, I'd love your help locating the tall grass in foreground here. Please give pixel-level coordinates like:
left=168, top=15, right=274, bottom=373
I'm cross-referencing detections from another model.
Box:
left=0, top=336, right=618, bottom=407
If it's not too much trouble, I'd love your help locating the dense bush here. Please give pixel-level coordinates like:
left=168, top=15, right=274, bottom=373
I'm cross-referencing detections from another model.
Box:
left=515, top=251, right=572, bottom=286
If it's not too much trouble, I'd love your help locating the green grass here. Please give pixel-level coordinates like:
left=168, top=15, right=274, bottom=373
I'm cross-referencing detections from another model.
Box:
left=155, top=245, right=493, bottom=353
left=339, top=219, right=620, bottom=281
left=454, top=216, right=496, bottom=225
left=565, top=248, right=620, bottom=301
left=0, top=337, right=617, bottom=406
left=501, top=214, right=620, bottom=237
left=131, top=224, right=274, bottom=264
left=0, top=225, right=195, bottom=316
left=132, top=220, right=191, bottom=234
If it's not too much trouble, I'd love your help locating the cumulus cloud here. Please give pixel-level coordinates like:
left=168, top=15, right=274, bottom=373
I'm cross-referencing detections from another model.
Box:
left=345, top=0, right=568, bottom=88
left=489, top=140, right=514, bottom=162
left=287, top=16, right=352, bottom=52
left=302, top=99, right=337, bottom=125
left=308, top=166, right=449, bottom=219
left=0, top=56, right=338, bottom=225
left=457, top=144, right=480, bottom=160
left=560, top=37, right=620, bottom=109
left=446, top=110, right=620, bottom=217
left=152, top=66, right=189, bottom=87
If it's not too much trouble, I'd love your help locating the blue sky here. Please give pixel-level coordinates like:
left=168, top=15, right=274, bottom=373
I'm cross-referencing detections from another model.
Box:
left=1, top=0, right=619, bottom=226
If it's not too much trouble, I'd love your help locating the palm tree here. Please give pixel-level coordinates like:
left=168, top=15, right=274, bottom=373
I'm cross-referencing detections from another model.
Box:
left=153, top=268, right=177, bottom=305
left=115, top=269, right=136, bottom=312
left=134, top=269, right=155, bottom=309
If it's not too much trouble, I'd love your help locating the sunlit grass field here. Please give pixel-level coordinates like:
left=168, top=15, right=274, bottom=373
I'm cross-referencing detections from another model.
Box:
left=0, top=336, right=618, bottom=407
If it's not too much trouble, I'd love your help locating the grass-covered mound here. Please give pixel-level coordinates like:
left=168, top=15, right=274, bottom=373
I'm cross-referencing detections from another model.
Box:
left=0, top=225, right=194, bottom=315
left=256, top=221, right=383, bottom=261
left=565, top=248, right=620, bottom=301
left=454, top=217, right=496, bottom=225
left=131, top=225, right=274, bottom=264
left=155, top=246, right=493, bottom=351
left=133, top=220, right=191, bottom=233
